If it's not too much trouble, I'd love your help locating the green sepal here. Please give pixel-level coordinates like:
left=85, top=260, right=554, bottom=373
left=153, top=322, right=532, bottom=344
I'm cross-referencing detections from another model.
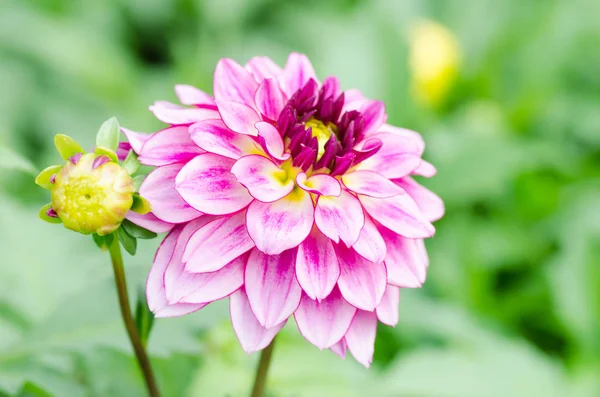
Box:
left=131, top=193, right=151, bottom=214
left=94, top=146, right=119, bottom=163
left=38, top=204, right=62, bottom=224
left=122, top=150, right=141, bottom=175
left=117, top=226, right=137, bottom=255
left=35, top=165, right=62, bottom=190
left=134, top=288, right=155, bottom=348
left=96, top=117, right=120, bottom=152
left=122, top=219, right=157, bottom=239
left=54, top=134, right=84, bottom=161
left=132, top=175, right=145, bottom=191
left=92, top=232, right=114, bottom=251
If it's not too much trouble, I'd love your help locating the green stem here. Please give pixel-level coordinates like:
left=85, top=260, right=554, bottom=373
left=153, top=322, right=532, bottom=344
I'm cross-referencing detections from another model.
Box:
left=250, top=337, right=277, bottom=397
left=109, top=237, right=160, bottom=397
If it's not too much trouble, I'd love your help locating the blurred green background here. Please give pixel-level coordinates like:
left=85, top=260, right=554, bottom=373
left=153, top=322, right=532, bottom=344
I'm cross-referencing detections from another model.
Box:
left=1, top=0, right=600, bottom=395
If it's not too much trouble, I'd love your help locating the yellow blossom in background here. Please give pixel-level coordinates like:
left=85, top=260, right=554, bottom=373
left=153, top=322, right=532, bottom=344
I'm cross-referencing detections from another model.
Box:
left=409, top=20, right=461, bottom=107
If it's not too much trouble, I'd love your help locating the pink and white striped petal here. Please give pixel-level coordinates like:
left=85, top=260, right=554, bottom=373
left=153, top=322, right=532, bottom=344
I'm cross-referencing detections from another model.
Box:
left=359, top=194, right=435, bottom=238
left=256, top=122, right=289, bottom=161
left=183, top=212, right=255, bottom=273
left=146, top=226, right=206, bottom=318
left=213, top=58, right=259, bottom=107
left=294, top=290, right=357, bottom=349
left=245, top=248, right=302, bottom=328
left=296, top=173, right=341, bottom=197
left=376, top=285, right=400, bottom=326
left=174, top=84, right=216, bottom=108
left=336, top=244, right=387, bottom=311
left=296, top=227, right=340, bottom=301
left=412, top=160, right=437, bottom=177
left=216, top=100, right=261, bottom=136
left=230, top=289, right=285, bottom=353
left=176, top=153, right=253, bottom=215
left=394, top=177, right=445, bottom=222
left=380, top=228, right=428, bottom=288
left=315, top=190, right=364, bottom=246
left=126, top=211, right=173, bottom=234
left=190, top=119, right=262, bottom=160
left=139, top=164, right=203, bottom=223
left=246, top=189, right=314, bottom=255
left=330, top=339, right=348, bottom=359
left=345, top=310, right=378, bottom=368
left=356, top=132, right=422, bottom=179
left=342, top=170, right=404, bottom=198
left=376, top=124, right=425, bottom=153
left=245, top=56, right=284, bottom=83
left=360, top=100, right=387, bottom=136
left=352, top=215, right=386, bottom=263
left=121, top=127, right=151, bottom=154
left=149, top=101, right=219, bottom=125
left=255, top=78, right=288, bottom=121
left=231, top=155, right=294, bottom=203
left=280, top=53, right=318, bottom=97
left=138, top=126, right=204, bottom=167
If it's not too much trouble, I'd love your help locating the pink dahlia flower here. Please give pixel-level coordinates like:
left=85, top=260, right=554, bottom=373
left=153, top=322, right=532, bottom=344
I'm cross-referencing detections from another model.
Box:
left=125, top=53, right=444, bottom=367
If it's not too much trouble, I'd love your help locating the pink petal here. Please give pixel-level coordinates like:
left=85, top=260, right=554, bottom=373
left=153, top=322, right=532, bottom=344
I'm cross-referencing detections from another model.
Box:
left=146, top=226, right=206, bottom=318
left=183, top=212, right=255, bottom=273
left=342, top=170, right=404, bottom=198
left=138, top=126, right=204, bottom=166
left=121, top=127, right=151, bottom=154
left=256, top=121, right=289, bottom=161
left=231, top=155, right=294, bottom=203
left=376, top=124, right=425, bottom=153
left=335, top=244, right=387, bottom=311
left=330, top=338, right=348, bottom=359
left=214, top=58, right=259, bottom=107
left=174, top=84, right=216, bottom=107
left=125, top=211, right=174, bottom=234
left=216, top=100, right=261, bottom=136
left=245, top=248, right=302, bottom=328
left=255, top=78, right=288, bottom=121
left=294, top=290, right=357, bottom=349
left=412, top=159, right=437, bottom=177
left=176, top=153, right=253, bottom=215
left=139, top=164, right=203, bottom=223
left=359, top=194, right=435, bottom=238
left=352, top=215, right=386, bottom=263
left=394, top=176, right=444, bottom=222
left=296, top=173, right=341, bottom=197
left=246, top=56, right=284, bottom=83
left=360, top=100, right=387, bottom=136
left=380, top=228, right=428, bottom=288
left=230, top=288, right=285, bottom=353
left=296, top=227, right=340, bottom=301
left=356, top=132, right=422, bottom=179
left=149, top=101, right=219, bottom=125
left=246, top=189, right=314, bottom=255
left=314, top=190, right=364, bottom=246
left=345, top=310, right=378, bottom=368
left=167, top=253, right=246, bottom=304
left=376, top=285, right=400, bottom=326
left=190, top=119, right=262, bottom=160
left=280, top=53, right=318, bottom=97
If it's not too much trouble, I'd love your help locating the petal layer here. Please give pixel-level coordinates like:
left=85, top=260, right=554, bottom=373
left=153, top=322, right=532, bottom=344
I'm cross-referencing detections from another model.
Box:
left=139, top=126, right=204, bottom=166
left=231, top=155, right=294, bottom=203
left=296, top=227, right=340, bottom=301
left=315, top=190, right=364, bottom=246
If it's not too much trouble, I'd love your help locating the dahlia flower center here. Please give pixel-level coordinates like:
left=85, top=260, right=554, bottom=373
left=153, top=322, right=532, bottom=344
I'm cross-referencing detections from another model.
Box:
left=304, top=117, right=336, bottom=159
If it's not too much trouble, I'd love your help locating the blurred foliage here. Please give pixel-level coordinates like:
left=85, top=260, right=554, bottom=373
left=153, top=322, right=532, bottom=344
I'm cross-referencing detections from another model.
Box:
left=1, top=0, right=600, bottom=395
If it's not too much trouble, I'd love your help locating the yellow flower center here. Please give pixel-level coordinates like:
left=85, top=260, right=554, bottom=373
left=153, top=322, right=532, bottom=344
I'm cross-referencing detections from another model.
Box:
left=305, top=118, right=336, bottom=159
left=51, top=153, right=134, bottom=235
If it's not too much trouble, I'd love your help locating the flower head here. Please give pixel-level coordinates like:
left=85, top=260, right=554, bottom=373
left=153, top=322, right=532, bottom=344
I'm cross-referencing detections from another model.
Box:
left=127, top=54, right=444, bottom=367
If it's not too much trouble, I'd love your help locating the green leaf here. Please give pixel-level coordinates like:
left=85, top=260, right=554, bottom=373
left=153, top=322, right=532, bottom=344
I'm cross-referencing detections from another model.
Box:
left=130, top=194, right=151, bottom=215
left=93, top=147, right=118, bottom=163
left=116, top=227, right=137, bottom=256
left=34, top=165, right=62, bottom=190
left=132, top=175, right=145, bottom=192
left=95, top=117, right=120, bottom=152
left=121, top=219, right=157, bottom=240
left=38, top=204, right=61, bottom=224
left=17, top=382, right=53, bottom=397
left=0, top=147, right=36, bottom=175
left=134, top=290, right=154, bottom=348
left=54, top=134, right=84, bottom=161
left=122, top=150, right=141, bottom=175
left=92, top=233, right=114, bottom=251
